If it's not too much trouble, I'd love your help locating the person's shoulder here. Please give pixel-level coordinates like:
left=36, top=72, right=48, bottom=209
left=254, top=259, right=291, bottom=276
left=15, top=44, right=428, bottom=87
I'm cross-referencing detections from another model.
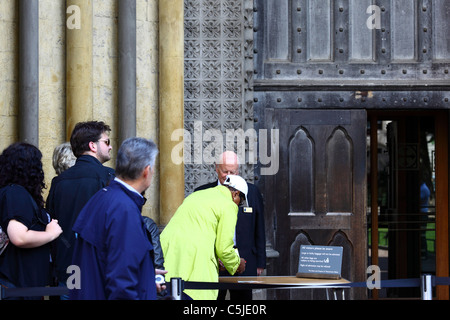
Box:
left=0, top=184, right=35, bottom=209
left=103, top=166, right=115, bottom=179
left=194, top=181, right=217, bottom=192
left=91, top=160, right=114, bottom=179
left=103, top=183, right=140, bottom=208
left=104, top=166, right=115, bottom=174
left=189, top=185, right=229, bottom=203
left=245, top=182, right=264, bottom=205
left=1, top=184, right=28, bottom=195
left=53, top=159, right=84, bottom=177
left=56, top=156, right=114, bottom=179
left=246, top=181, right=261, bottom=193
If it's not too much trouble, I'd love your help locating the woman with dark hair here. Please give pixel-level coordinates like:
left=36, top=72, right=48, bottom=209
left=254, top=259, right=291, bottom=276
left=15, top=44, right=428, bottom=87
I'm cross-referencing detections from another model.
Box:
left=0, top=142, right=62, bottom=299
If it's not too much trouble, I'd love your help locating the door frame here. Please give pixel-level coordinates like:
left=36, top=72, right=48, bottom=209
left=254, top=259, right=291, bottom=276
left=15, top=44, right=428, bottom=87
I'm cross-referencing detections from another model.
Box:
left=368, top=110, right=449, bottom=300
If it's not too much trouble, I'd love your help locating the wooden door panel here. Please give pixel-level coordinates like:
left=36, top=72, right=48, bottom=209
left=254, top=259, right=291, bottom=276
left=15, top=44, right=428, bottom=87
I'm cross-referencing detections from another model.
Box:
left=289, top=128, right=314, bottom=213
left=327, top=128, right=353, bottom=213
left=265, top=108, right=367, bottom=299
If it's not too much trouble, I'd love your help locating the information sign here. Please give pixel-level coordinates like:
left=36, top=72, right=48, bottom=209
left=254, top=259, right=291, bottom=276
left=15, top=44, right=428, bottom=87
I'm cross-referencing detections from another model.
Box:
left=296, top=245, right=343, bottom=279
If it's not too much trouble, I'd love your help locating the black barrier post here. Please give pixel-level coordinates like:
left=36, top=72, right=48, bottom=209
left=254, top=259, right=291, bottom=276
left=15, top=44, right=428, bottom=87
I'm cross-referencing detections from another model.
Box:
left=421, top=274, right=433, bottom=300
left=171, top=278, right=183, bottom=300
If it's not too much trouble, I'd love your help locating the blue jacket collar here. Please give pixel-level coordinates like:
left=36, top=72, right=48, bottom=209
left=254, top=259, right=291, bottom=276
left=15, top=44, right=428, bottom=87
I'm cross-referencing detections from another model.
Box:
left=109, top=180, right=146, bottom=211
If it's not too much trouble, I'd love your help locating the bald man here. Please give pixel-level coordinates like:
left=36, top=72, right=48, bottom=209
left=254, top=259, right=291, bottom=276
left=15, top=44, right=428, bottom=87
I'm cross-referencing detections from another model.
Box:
left=195, top=151, right=266, bottom=300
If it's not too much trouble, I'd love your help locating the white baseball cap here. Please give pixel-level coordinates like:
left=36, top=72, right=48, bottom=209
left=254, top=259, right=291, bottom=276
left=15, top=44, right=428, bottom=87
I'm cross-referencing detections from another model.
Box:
left=223, top=175, right=248, bottom=199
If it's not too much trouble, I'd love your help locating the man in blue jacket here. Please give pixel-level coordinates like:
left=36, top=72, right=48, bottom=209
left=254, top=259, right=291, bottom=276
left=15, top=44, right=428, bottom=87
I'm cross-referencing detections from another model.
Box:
left=70, top=137, right=160, bottom=300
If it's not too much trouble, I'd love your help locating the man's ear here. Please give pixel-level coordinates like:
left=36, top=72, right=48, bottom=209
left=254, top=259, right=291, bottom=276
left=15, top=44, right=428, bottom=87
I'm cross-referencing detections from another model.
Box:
left=143, top=165, right=155, bottom=179
left=88, top=141, right=97, bottom=153
left=142, top=165, right=150, bottom=178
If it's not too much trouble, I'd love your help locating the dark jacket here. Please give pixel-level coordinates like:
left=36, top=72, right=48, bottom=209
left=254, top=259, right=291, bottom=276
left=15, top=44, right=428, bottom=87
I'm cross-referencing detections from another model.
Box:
left=70, top=180, right=156, bottom=300
left=46, top=155, right=114, bottom=282
left=195, top=181, right=266, bottom=275
left=0, top=185, right=51, bottom=292
left=142, top=216, right=164, bottom=270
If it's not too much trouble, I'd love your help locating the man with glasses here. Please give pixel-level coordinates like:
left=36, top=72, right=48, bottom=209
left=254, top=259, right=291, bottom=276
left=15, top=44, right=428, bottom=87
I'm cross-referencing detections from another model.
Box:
left=46, top=121, right=114, bottom=297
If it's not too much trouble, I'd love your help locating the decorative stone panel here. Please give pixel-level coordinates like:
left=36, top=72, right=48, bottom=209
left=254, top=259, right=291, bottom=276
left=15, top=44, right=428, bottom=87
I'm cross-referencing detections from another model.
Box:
left=184, top=0, right=254, bottom=195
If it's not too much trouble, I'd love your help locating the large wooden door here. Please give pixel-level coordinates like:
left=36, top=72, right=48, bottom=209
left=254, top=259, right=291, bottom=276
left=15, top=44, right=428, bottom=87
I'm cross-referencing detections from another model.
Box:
left=264, top=108, right=367, bottom=300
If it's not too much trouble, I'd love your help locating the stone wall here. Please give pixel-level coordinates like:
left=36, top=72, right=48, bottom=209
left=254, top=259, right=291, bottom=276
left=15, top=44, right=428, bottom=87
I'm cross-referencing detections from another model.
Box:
left=0, top=0, right=160, bottom=221
left=0, top=1, right=19, bottom=151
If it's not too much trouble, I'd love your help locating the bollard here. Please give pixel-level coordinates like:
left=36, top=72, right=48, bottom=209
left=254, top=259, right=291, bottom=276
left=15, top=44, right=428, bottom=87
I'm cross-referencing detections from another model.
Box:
left=421, top=274, right=433, bottom=300
left=171, top=277, right=183, bottom=300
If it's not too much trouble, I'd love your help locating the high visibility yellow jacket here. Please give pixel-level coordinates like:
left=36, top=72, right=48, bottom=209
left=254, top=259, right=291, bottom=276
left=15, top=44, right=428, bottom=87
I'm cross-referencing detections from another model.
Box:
left=160, top=185, right=240, bottom=300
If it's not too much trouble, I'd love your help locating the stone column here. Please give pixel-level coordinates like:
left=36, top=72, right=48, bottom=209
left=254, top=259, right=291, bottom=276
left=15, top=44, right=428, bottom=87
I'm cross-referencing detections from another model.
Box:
left=66, top=0, right=93, bottom=139
left=19, top=0, right=39, bottom=146
left=159, top=0, right=184, bottom=225
left=118, top=0, right=136, bottom=144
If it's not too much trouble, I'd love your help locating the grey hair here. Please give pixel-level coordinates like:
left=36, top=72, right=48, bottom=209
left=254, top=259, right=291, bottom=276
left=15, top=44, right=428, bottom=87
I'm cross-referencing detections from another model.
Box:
left=116, top=137, right=158, bottom=180
left=52, top=142, right=76, bottom=175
